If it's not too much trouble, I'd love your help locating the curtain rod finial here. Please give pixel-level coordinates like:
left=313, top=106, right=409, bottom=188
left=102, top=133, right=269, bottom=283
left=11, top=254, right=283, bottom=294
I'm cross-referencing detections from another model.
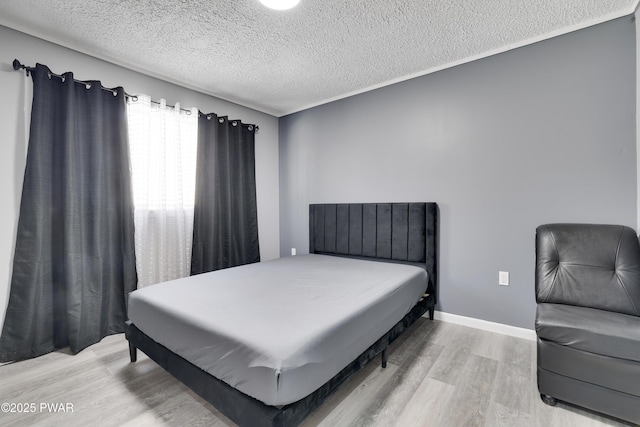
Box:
left=12, top=59, right=31, bottom=76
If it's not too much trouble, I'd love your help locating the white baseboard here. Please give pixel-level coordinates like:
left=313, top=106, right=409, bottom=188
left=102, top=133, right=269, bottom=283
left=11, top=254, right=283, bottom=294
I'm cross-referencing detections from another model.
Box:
left=429, top=311, right=537, bottom=341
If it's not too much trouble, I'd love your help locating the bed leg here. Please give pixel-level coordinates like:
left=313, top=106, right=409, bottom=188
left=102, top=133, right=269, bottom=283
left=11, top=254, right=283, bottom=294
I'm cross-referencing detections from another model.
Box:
left=381, top=348, right=387, bottom=368
left=429, top=307, right=435, bottom=320
left=129, top=342, right=137, bottom=363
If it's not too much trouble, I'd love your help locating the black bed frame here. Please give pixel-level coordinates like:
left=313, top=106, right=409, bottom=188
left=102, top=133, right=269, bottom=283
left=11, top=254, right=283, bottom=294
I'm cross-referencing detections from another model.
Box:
left=125, top=202, right=438, bottom=427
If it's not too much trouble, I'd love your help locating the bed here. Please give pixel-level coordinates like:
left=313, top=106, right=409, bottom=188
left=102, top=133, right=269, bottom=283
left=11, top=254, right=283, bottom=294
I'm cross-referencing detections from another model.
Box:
left=125, top=202, right=438, bottom=427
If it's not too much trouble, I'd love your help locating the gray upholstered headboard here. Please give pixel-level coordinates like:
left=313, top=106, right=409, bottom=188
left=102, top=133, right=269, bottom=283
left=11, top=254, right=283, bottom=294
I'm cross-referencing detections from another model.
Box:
left=309, top=202, right=438, bottom=303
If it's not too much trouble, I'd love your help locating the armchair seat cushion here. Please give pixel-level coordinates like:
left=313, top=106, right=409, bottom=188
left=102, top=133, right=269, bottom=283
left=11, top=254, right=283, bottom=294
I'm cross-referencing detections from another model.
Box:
left=536, top=303, right=640, bottom=362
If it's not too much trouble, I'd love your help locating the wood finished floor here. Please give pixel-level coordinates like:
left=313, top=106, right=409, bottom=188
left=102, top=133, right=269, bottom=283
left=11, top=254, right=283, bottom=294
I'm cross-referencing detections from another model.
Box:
left=0, top=319, right=633, bottom=427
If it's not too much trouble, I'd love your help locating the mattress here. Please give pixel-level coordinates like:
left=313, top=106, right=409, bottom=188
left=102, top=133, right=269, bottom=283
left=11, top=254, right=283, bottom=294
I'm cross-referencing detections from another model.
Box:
left=127, top=254, right=428, bottom=406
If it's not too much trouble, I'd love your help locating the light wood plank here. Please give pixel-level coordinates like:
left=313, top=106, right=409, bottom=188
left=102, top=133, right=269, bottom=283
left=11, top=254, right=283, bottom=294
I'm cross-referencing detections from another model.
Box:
left=363, top=342, right=444, bottom=426
left=426, top=323, right=480, bottom=385
left=484, top=401, right=532, bottom=427
left=301, top=363, right=399, bottom=427
left=392, top=377, right=455, bottom=427
left=443, top=354, right=499, bottom=427
left=472, top=328, right=507, bottom=362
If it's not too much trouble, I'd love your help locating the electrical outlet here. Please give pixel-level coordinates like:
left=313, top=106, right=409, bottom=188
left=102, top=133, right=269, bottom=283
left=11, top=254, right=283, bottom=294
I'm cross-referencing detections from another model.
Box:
left=499, top=271, right=509, bottom=286
left=291, top=248, right=297, bottom=256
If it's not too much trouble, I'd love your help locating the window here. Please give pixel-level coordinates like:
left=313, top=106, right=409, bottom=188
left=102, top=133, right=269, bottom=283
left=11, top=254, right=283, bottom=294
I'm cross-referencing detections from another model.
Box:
left=127, top=95, right=198, bottom=286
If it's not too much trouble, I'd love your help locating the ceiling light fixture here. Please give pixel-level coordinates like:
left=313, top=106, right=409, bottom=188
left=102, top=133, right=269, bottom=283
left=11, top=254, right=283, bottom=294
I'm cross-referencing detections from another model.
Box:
left=259, top=0, right=300, bottom=10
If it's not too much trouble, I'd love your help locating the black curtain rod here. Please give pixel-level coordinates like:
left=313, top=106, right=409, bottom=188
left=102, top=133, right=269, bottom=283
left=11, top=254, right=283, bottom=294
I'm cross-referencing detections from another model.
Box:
left=12, top=59, right=259, bottom=132
left=13, top=58, right=129, bottom=98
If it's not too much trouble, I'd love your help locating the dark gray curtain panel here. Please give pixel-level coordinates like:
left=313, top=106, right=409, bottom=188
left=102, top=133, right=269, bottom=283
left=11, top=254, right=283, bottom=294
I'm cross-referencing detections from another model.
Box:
left=0, top=64, right=137, bottom=362
left=191, top=115, right=260, bottom=274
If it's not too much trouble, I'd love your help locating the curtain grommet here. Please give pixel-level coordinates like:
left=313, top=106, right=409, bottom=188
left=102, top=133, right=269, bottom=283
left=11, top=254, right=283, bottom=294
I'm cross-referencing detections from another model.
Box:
left=218, top=117, right=224, bottom=123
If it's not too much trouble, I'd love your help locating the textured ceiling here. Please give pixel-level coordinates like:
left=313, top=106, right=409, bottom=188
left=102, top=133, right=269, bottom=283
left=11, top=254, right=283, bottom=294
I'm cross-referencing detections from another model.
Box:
left=0, top=0, right=638, bottom=116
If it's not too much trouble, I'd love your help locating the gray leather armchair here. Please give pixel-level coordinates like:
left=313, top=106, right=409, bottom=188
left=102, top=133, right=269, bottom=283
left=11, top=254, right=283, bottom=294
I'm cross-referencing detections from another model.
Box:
left=535, top=224, right=640, bottom=424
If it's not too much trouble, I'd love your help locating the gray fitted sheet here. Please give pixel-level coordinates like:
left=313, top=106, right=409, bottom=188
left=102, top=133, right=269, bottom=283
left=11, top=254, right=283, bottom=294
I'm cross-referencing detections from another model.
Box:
left=128, top=254, right=427, bottom=406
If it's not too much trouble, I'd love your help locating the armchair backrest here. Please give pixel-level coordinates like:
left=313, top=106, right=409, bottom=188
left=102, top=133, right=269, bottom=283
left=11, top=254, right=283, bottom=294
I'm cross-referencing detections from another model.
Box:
left=536, top=223, right=640, bottom=316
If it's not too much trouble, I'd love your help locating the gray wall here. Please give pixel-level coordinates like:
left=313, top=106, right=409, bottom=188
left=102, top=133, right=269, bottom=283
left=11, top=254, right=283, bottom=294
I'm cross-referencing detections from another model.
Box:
left=0, top=25, right=281, bottom=330
left=279, top=16, right=637, bottom=329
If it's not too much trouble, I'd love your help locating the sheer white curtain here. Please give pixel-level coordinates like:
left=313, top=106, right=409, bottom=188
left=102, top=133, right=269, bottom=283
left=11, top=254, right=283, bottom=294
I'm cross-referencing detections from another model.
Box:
left=127, top=94, right=198, bottom=287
